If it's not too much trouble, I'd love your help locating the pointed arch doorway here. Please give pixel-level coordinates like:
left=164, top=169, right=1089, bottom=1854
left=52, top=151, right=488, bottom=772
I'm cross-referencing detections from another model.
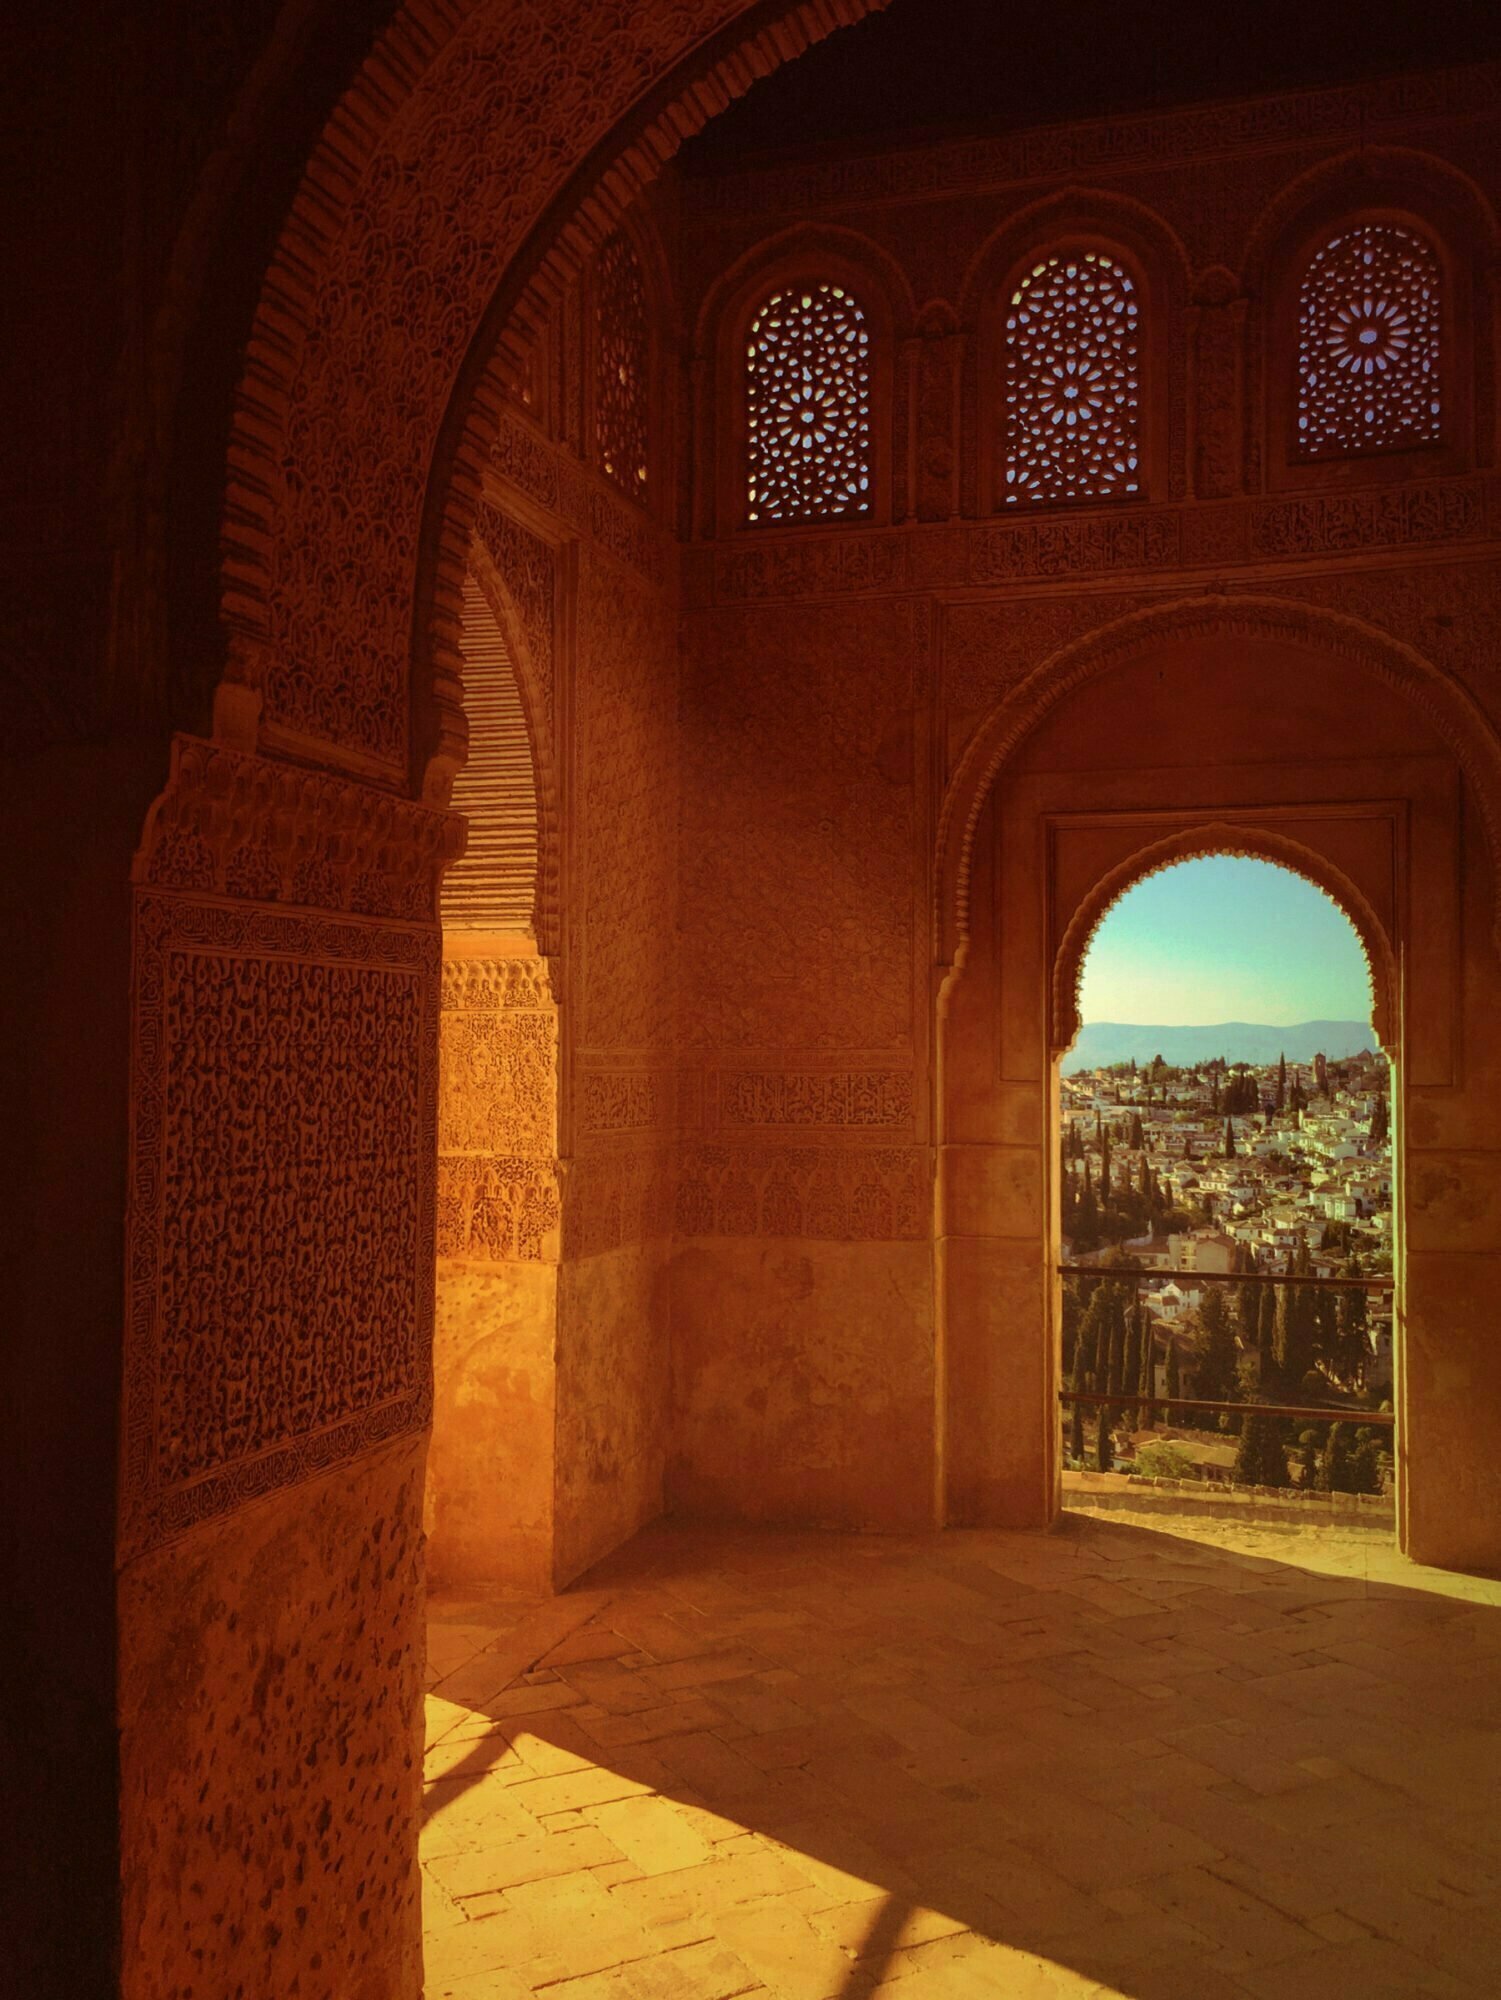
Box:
left=935, top=600, right=1499, bottom=1572
left=1055, top=845, right=1396, bottom=1518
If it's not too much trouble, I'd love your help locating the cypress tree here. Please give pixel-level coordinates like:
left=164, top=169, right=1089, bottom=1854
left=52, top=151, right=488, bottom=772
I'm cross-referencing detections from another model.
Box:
left=1069, top=1395, right=1086, bottom=1466
left=1234, top=1408, right=1291, bottom=1488
left=1105, top=1287, right=1127, bottom=1397
left=1095, top=1405, right=1114, bottom=1473
left=1223, top=1117, right=1236, bottom=1158
left=1193, top=1287, right=1238, bottom=1402
left=1258, top=1285, right=1277, bottom=1371
left=1277, top=1052, right=1287, bottom=1111
left=1336, top=1259, right=1368, bottom=1387
left=1318, top=1422, right=1353, bottom=1493
left=1122, top=1305, right=1142, bottom=1422
left=1370, top=1092, right=1390, bottom=1148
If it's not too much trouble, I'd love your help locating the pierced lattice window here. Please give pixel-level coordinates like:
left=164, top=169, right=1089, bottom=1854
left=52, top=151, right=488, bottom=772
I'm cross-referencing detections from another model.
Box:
left=1004, top=251, right=1141, bottom=506
left=746, top=284, right=871, bottom=523
left=595, top=233, right=649, bottom=502
left=1296, top=222, right=1441, bottom=459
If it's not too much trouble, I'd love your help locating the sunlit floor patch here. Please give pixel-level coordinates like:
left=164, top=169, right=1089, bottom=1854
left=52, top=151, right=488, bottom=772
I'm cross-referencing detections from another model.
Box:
left=422, top=1518, right=1501, bottom=1996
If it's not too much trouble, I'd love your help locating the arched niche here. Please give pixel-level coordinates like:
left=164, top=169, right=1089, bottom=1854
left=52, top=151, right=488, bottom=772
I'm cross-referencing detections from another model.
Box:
left=933, top=594, right=1501, bottom=1575
left=1238, top=145, right=1501, bottom=493
left=690, top=223, right=917, bottom=539
left=957, top=185, right=1191, bottom=514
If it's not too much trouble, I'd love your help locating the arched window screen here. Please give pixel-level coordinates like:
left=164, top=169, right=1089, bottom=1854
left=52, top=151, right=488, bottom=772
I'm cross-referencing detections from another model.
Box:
left=746, top=284, right=871, bottom=523
left=595, top=232, right=650, bottom=502
left=1296, top=222, right=1441, bottom=459
left=1005, top=251, right=1141, bottom=506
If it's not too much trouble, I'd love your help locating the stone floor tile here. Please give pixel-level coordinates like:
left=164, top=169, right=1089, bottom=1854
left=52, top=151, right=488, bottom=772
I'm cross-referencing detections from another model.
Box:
left=422, top=1516, right=1501, bottom=1997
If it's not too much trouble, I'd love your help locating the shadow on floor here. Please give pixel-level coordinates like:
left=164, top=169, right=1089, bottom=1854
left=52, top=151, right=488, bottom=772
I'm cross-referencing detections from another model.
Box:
left=421, top=1514, right=1501, bottom=1998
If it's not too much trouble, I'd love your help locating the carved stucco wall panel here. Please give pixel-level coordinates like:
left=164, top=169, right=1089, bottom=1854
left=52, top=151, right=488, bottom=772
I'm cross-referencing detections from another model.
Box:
left=678, top=594, right=918, bottom=1052
left=577, top=545, right=679, bottom=1056
left=123, top=890, right=440, bottom=1558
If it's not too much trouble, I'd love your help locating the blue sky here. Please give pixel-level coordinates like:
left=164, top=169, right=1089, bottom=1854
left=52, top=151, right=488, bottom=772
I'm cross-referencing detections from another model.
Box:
left=1079, top=857, right=1374, bottom=1025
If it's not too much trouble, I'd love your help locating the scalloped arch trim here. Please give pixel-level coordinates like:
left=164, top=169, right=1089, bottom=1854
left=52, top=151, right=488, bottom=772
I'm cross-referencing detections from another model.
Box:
left=1052, top=824, right=1395, bottom=1062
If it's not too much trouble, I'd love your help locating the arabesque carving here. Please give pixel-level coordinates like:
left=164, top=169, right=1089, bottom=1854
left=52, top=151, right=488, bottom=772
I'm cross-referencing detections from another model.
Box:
left=441, top=956, right=554, bottom=1011
left=581, top=1073, right=667, bottom=1133
left=676, top=1144, right=928, bottom=1240
left=219, top=0, right=891, bottom=789
left=123, top=895, right=438, bottom=1556
left=135, top=737, right=463, bottom=921
left=717, top=1069, right=914, bottom=1128
left=437, top=1157, right=562, bottom=1261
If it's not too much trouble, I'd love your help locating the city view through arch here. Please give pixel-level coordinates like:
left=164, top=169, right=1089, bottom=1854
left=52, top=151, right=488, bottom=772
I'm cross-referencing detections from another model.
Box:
left=1059, top=856, right=1395, bottom=1520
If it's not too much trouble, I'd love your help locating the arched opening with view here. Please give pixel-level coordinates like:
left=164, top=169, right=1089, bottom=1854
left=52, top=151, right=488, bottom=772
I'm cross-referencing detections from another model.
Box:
left=934, top=595, right=1490, bottom=1573
left=1057, top=855, right=1397, bottom=1527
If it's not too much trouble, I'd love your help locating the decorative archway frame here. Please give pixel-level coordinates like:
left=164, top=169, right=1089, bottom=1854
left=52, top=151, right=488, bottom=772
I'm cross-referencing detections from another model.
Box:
left=1050, top=820, right=1398, bottom=1061
left=690, top=222, right=919, bottom=540
left=935, top=593, right=1501, bottom=969
left=211, top=0, right=894, bottom=805
left=956, top=186, right=1192, bottom=516
left=1237, top=145, right=1501, bottom=494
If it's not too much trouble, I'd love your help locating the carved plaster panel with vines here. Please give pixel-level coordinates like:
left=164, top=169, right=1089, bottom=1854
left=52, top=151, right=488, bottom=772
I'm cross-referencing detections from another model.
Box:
left=123, top=895, right=438, bottom=1556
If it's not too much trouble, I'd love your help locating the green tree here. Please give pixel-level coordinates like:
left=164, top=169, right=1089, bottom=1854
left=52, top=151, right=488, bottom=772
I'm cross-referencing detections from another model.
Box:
left=1297, top=1426, right=1323, bottom=1487
left=1223, top=1117, right=1237, bottom=1158
left=1069, top=1395, right=1086, bottom=1467
left=1095, top=1405, right=1114, bottom=1473
left=1336, top=1260, right=1369, bottom=1386
left=1192, top=1287, right=1239, bottom=1402
left=1318, top=1421, right=1353, bottom=1493
left=1234, top=1408, right=1291, bottom=1488
left=1276, top=1052, right=1287, bottom=1112
left=1348, top=1427, right=1385, bottom=1496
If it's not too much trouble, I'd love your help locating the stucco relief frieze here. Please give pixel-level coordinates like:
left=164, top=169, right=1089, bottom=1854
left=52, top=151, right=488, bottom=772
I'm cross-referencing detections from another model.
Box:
left=436, top=1156, right=562, bottom=1262
left=580, top=1072, right=668, bottom=1133
left=123, top=896, right=438, bottom=1555
left=439, top=1010, right=556, bottom=1158
left=441, top=956, right=555, bottom=1011
left=566, top=1146, right=677, bottom=1256
left=135, top=737, right=463, bottom=921
left=716, top=1068, right=914, bottom=1128
left=686, top=477, right=1499, bottom=608
left=676, top=1144, right=929, bottom=1240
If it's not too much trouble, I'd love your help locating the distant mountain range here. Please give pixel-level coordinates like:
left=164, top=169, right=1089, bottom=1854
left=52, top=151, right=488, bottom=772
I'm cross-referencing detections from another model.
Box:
left=1063, top=1020, right=1377, bottom=1074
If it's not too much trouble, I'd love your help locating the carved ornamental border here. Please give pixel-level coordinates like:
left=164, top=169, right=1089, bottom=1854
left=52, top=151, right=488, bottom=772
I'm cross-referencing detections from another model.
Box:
left=685, top=476, right=1501, bottom=606
left=122, top=895, right=440, bottom=1557
left=936, top=593, right=1501, bottom=966
left=217, top=0, right=894, bottom=794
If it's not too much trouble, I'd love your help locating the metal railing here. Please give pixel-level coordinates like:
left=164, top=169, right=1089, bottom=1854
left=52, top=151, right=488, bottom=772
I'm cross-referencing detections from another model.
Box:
left=1057, top=1261, right=1396, bottom=1432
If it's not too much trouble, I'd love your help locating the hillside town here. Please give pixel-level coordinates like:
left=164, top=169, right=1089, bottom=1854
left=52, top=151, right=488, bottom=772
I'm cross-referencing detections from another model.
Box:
left=1060, top=1045, right=1395, bottom=1491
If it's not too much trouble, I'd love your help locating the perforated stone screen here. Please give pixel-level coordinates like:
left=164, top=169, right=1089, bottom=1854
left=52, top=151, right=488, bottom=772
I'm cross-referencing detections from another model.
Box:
left=746, top=284, right=871, bottom=523
left=1004, top=251, right=1141, bottom=506
left=1296, top=222, right=1441, bottom=459
left=596, top=232, right=650, bottom=501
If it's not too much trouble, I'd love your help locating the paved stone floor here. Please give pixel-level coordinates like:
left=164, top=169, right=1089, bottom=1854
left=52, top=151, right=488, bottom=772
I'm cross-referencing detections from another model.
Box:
left=423, top=1515, right=1501, bottom=1998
